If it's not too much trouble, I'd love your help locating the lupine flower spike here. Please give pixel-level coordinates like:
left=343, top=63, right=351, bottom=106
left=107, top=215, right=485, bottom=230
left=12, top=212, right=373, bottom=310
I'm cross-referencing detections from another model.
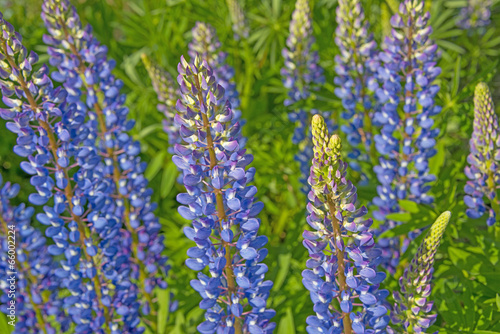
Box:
left=281, top=0, right=333, bottom=191
left=0, top=174, right=69, bottom=333
left=464, top=83, right=500, bottom=226
left=457, top=0, right=491, bottom=29
left=389, top=211, right=451, bottom=333
left=302, top=114, right=389, bottom=334
left=334, top=0, right=379, bottom=173
left=373, top=0, right=442, bottom=272
left=0, top=12, right=137, bottom=333
left=225, top=0, right=249, bottom=40
left=142, top=54, right=181, bottom=153
left=174, top=55, right=275, bottom=333
left=42, top=0, right=169, bottom=330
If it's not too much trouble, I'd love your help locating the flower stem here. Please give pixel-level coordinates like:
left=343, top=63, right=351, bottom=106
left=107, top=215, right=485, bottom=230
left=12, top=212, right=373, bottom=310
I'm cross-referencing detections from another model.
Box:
left=326, top=197, right=353, bottom=334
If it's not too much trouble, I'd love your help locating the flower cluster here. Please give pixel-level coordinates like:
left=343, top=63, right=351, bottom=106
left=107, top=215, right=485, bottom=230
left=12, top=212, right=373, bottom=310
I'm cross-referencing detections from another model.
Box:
left=464, top=82, right=499, bottom=226
left=0, top=12, right=129, bottom=333
left=457, top=0, right=491, bottom=29
left=389, top=211, right=451, bottom=333
left=0, top=174, right=69, bottom=334
left=281, top=0, right=324, bottom=107
left=334, top=0, right=379, bottom=172
left=142, top=54, right=181, bottom=153
left=42, top=2, right=170, bottom=329
left=174, top=55, right=275, bottom=333
left=303, top=114, right=389, bottom=334
left=225, top=0, right=249, bottom=40
left=281, top=0, right=332, bottom=191
left=372, top=0, right=442, bottom=272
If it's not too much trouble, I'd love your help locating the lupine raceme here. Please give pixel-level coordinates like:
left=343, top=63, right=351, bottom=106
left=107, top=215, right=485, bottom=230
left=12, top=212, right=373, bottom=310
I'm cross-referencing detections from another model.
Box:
left=372, top=0, right=442, bottom=273
left=225, top=0, right=249, bottom=41
left=334, top=0, right=379, bottom=173
left=0, top=174, right=69, bottom=334
left=457, top=0, right=492, bottom=29
left=142, top=54, right=181, bottom=153
left=174, top=55, right=275, bottom=334
left=302, top=114, right=390, bottom=334
left=389, top=211, right=451, bottom=333
left=0, top=13, right=138, bottom=333
left=281, top=0, right=333, bottom=191
left=41, top=1, right=171, bottom=331
left=464, top=82, right=499, bottom=226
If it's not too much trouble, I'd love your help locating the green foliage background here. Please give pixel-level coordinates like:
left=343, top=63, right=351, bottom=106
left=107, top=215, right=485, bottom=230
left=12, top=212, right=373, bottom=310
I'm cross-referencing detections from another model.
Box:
left=0, top=0, right=500, bottom=332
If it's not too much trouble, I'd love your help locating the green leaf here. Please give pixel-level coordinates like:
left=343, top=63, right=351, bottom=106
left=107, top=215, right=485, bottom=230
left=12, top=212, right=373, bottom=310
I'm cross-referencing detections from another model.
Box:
left=399, top=200, right=420, bottom=213
left=496, top=294, right=500, bottom=312
left=161, top=161, right=178, bottom=198
left=145, top=151, right=167, bottom=181
left=0, top=313, right=12, bottom=334
left=384, top=213, right=411, bottom=223
left=277, top=307, right=295, bottom=334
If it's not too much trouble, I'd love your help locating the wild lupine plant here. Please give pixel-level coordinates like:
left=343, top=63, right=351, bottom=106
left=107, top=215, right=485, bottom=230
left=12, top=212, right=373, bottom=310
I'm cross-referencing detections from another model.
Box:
left=0, top=13, right=138, bottom=333
left=372, top=0, right=442, bottom=272
left=302, top=114, right=389, bottom=334
left=174, top=55, right=275, bottom=333
left=41, top=1, right=170, bottom=331
left=464, top=83, right=499, bottom=226
left=389, top=211, right=451, bottom=333
left=281, top=0, right=332, bottom=191
left=0, top=174, right=69, bottom=333
left=142, top=54, right=180, bottom=153
left=334, top=0, right=379, bottom=173
left=457, top=0, right=492, bottom=29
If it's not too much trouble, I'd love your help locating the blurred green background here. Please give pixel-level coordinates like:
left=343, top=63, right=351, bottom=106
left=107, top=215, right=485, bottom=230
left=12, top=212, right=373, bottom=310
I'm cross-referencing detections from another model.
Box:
left=1, top=0, right=500, bottom=332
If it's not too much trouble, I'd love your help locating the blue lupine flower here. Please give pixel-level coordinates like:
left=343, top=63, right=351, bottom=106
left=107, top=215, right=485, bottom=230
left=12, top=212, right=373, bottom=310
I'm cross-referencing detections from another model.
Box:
left=189, top=22, right=243, bottom=125
left=0, top=174, right=69, bottom=334
left=334, top=0, right=379, bottom=173
left=464, top=83, right=499, bottom=226
left=1, top=9, right=142, bottom=333
left=457, top=0, right=491, bottom=29
left=142, top=54, right=180, bottom=153
left=282, top=0, right=333, bottom=192
left=225, top=0, right=249, bottom=40
left=372, top=0, right=442, bottom=273
left=281, top=0, right=324, bottom=107
left=41, top=0, right=168, bottom=329
left=174, top=55, right=275, bottom=334
left=303, top=115, right=389, bottom=334
left=388, top=211, right=451, bottom=333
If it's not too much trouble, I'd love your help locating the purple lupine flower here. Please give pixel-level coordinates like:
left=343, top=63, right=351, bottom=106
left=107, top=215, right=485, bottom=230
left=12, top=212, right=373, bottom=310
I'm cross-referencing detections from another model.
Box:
left=41, top=0, right=168, bottom=330
left=303, top=115, right=389, bottom=334
left=388, top=211, right=451, bottom=333
left=0, top=174, right=69, bottom=334
left=1, top=9, right=142, bottom=333
left=281, top=0, right=333, bottom=192
left=189, top=22, right=243, bottom=125
left=141, top=54, right=180, bottom=153
left=174, top=55, right=275, bottom=334
left=281, top=0, right=324, bottom=107
left=334, top=0, right=379, bottom=173
left=225, top=0, right=250, bottom=40
left=372, top=0, right=442, bottom=273
left=457, top=0, right=491, bottom=29
left=464, top=82, right=499, bottom=226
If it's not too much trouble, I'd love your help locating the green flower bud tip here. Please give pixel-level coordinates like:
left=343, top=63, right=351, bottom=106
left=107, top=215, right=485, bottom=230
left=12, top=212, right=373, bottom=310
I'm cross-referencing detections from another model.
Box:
left=420, top=211, right=450, bottom=256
